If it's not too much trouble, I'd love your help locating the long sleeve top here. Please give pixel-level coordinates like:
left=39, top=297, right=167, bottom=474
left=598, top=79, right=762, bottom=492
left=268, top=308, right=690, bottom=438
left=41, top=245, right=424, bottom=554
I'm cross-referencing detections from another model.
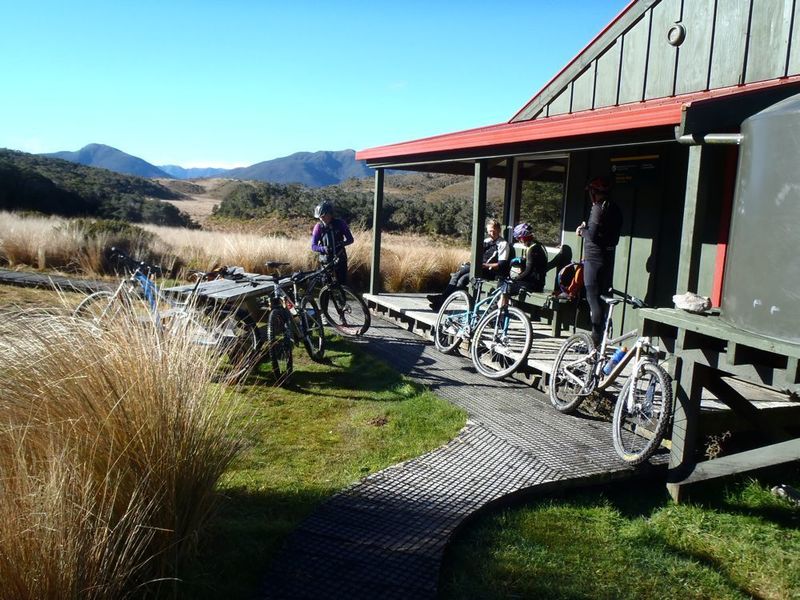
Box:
left=310, top=218, right=354, bottom=255
left=583, top=200, right=623, bottom=263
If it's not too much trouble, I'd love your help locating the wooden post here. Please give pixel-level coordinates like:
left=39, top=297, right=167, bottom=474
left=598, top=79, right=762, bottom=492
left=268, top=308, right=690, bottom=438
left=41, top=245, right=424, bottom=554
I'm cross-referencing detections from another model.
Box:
left=502, top=159, right=515, bottom=230
left=667, top=355, right=703, bottom=503
left=370, top=168, right=384, bottom=295
left=470, top=160, right=489, bottom=279
left=676, top=145, right=709, bottom=294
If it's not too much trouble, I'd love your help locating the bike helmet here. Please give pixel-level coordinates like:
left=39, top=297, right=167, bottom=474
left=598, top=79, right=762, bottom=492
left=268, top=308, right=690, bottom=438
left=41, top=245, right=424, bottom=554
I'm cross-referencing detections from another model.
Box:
left=512, top=222, right=533, bottom=241
left=587, top=176, right=611, bottom=193
left=314, top=201, right=334, bottom=219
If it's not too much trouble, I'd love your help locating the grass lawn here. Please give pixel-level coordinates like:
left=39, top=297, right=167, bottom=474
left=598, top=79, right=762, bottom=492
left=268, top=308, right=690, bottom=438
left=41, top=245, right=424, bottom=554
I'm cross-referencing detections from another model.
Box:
left=440, top=474, right=800, bottom=600
left=178, top=338, right=467, bottom=599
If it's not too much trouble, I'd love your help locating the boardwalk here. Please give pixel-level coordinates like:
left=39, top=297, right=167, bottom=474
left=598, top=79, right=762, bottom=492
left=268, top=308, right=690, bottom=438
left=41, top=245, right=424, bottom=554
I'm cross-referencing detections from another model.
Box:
left=263, top=313, right=655, bottom=599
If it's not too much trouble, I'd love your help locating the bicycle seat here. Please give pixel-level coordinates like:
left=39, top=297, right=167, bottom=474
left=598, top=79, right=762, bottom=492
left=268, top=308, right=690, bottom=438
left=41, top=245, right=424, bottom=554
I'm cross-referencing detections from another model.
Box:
left=601, top=296, right=622, bottom=305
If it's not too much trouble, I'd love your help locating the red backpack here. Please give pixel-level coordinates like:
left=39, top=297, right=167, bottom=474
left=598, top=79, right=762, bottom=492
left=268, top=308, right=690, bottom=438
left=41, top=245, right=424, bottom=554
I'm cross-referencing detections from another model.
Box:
left=556, top=261, right=584, bottom=300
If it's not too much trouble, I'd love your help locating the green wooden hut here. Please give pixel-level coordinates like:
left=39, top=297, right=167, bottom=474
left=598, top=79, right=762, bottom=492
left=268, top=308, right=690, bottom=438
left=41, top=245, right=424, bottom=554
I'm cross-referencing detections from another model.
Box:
left=357, top=0, right=800, bottom=499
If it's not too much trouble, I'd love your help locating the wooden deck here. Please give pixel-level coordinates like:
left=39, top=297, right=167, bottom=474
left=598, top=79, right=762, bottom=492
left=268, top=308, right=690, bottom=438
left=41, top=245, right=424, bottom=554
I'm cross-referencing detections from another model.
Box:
left=363, top=292, right=567, bottom=386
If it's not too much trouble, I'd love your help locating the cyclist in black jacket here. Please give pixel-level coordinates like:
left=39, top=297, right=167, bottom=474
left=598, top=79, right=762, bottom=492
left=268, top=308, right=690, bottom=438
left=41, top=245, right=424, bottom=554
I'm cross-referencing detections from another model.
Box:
left=577, top=176, right=623, bottom=347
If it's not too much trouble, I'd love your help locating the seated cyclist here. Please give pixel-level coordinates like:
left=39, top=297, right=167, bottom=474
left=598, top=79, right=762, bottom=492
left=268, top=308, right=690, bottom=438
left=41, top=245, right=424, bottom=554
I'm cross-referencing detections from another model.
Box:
left=427, top=218, right=510, bottom=310
left=310, top=201, right=354, bottom=284
left=510, top=222, right=548, bottom=294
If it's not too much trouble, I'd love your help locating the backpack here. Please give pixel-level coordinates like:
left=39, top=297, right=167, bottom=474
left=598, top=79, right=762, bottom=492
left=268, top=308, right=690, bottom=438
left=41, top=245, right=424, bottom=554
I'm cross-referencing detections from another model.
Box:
left=556, top=261, right=584, bottom=300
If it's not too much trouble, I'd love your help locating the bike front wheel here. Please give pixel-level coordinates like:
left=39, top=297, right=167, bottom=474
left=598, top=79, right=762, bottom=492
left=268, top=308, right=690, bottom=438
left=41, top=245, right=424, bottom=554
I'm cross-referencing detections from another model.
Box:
left=549, top=332, right=595, bottom=414
left=267, top=307, right=294, bottom=383
left=299, top=297, right=325, bottom=361
left=470, top=306, right=532, bottom=379
left=73, top=290, right=121, bottom=325
left=612, top=361, right=673, bottom=464
left=319, top=285, right=370, bottom=336
left=433, top=290, right=473, bottom=354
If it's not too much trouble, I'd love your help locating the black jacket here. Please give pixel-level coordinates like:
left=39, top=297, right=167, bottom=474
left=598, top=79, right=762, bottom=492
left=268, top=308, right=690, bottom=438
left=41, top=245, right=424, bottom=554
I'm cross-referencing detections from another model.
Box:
left=583, top=200, right=622, bottom=263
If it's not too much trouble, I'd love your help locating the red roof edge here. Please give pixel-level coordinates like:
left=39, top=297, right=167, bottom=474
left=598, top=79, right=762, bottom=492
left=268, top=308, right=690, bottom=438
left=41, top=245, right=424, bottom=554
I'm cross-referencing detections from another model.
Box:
left=356, top=77, right=800, bottom=163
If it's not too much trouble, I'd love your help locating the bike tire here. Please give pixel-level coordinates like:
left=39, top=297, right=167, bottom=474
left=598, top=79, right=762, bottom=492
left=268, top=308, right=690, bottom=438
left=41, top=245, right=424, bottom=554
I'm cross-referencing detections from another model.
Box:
left=319, top=285, right=370, bottom=336
left=73, top=290, right=119, bottom=324
left=73, top=289, right=152, bottom=326
left=267, top=307, right=294, bottom=383
left=433, top=290, right=473, bottom=354
left=299, top=297, right=325, bottom=361
left=470, top=306, right=532, bottom=379
left=612, top=361, right=673, bottom=465
left=548, top=332, right=595, bottom=414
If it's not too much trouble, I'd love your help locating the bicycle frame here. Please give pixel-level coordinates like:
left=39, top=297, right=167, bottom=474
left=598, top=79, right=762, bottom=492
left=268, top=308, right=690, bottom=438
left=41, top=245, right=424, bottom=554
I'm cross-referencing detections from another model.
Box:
left=559, top=293, right=659, bottom=393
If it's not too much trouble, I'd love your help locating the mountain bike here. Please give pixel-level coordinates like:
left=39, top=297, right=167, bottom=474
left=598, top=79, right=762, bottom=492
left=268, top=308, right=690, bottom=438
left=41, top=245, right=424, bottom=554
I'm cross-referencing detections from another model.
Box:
left=433, top=277, right=532, bottom=379
left=548, top=289, right=673, bottom=464
left=73, top=248, right=261, bottom=379
left=304, top=254, right=370, bottom=337
left=232, top=263, right=326, bottom=382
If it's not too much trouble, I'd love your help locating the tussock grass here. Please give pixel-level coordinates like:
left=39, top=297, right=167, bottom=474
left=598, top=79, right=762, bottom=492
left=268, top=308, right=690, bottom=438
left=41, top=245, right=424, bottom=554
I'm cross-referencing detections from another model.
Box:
left=0, top=305, right=245, bottom=598
left=0, top=212, right=468, bottom=292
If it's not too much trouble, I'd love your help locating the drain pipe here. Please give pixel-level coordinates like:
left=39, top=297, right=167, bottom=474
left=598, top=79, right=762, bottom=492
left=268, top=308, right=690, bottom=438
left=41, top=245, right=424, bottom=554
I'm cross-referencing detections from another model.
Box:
left=676, top=133, right=743, bottom=145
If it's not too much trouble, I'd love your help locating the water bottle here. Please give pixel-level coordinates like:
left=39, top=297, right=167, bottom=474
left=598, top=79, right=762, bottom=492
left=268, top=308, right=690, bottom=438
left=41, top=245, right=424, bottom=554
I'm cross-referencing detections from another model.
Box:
left=603, top=347, right=627, bottom=375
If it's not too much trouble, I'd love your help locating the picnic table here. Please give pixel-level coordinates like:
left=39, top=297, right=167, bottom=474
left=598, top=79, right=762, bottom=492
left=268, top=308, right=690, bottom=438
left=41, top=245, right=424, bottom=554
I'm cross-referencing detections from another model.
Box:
left=163, top=273, right=278, bottom=321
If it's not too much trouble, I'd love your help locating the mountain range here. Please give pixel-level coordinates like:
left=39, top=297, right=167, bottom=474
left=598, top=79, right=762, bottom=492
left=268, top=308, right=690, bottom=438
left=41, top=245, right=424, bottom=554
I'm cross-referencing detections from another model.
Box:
left=41, top=144, right=373, bottom=187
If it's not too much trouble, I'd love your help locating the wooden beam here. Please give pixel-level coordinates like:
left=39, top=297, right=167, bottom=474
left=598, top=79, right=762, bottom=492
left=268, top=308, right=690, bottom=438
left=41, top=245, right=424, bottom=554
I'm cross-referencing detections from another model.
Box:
left=470, top=161, right=489, bottom=279
left=369, top=168, right=384, bottom=295
left=672, top=439, right=800, bottom=487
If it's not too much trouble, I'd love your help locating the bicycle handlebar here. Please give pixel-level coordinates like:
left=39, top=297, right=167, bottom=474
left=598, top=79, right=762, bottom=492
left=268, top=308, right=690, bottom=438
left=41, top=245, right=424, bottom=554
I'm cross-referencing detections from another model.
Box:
left=604, top=288, right=647, bottom=309
left=109, top=247, right=162, bottom=276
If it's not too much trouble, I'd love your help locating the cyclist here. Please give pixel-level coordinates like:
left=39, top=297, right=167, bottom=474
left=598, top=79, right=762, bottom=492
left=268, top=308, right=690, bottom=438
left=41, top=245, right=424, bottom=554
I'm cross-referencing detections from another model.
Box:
left=427, top=218, right=510, bottom=310
left=311, top=201, right=354, bottom=284
left=576, top=176, right=623, bottom=347
left=510, top=222, right=548, bottom=293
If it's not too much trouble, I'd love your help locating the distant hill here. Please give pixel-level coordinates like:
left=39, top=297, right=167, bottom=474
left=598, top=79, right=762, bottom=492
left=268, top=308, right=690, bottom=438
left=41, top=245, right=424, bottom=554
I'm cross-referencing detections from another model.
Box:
left=42, top=145, right=374, bottom=188
left=158, top=165, right=229, bottom=179
left=44, top=143, right=173, bottom=179
left=226, top=149, right=372, bottom=187
left=0, top=149, right=193, bottom=227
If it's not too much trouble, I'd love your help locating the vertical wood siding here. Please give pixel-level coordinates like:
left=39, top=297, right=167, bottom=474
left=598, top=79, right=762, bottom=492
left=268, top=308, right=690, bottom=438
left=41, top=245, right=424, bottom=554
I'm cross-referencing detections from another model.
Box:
left=523, top=0, right=800, bottom=123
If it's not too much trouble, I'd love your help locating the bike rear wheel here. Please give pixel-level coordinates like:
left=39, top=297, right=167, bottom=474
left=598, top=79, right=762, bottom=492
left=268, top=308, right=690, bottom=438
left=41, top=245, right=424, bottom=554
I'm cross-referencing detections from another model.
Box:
left=433, top=290, right=473, bottom=354
left=299, top=297, right=325, bottom=361
left=470, top=306, right=532, bottom=379
left=612, top=361, right=673, bottom=464
left=267, top=307, right=294, bottom=383
left=549, top=332, right=595, bottom=414
left=73, top=289, right=159, bottom=328
left=319, top=285, right=370, bottom=336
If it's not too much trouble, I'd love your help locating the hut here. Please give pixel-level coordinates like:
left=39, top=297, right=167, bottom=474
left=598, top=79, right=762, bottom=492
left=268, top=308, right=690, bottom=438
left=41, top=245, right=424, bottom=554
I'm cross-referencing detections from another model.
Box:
left=356, top=0, right=800, bottom=500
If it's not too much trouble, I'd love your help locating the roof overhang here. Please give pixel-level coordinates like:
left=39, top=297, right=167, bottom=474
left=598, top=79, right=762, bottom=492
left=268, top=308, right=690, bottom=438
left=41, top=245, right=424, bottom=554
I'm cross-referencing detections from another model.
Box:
left=357, top=77, right=800, bottom=170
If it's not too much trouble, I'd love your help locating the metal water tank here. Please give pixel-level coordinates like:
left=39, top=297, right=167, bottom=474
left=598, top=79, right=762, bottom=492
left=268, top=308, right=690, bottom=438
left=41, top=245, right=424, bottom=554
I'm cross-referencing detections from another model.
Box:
left=721, top=93, right=800, bottom=343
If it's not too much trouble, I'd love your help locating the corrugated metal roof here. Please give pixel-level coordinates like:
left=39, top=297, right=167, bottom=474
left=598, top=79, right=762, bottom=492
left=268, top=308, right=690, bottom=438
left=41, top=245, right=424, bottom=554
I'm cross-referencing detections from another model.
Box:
left=357, top=78, right=800, bottom=164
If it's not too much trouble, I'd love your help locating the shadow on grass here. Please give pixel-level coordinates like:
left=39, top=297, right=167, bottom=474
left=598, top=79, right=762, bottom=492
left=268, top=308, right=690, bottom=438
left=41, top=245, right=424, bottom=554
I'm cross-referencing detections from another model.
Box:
left=177, top=486, right=333, bottom=600
left=246, top=336, right=433, bottom=401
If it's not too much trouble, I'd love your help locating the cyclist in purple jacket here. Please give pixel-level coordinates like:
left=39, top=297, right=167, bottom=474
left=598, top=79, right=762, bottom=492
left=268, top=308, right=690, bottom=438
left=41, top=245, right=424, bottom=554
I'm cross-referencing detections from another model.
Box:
left=311, top=201, right=354, bottom=283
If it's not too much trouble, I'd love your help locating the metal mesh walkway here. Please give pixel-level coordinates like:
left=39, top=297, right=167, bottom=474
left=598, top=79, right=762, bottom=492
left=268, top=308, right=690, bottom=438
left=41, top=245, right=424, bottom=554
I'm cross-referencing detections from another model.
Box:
left=263, top=316, right=644, bottom=599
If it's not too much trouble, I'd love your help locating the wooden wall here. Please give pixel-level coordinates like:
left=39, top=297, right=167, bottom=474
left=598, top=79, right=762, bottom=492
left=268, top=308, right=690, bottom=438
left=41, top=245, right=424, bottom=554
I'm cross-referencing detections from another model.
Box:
left=515, top=0, right=800, bottom=121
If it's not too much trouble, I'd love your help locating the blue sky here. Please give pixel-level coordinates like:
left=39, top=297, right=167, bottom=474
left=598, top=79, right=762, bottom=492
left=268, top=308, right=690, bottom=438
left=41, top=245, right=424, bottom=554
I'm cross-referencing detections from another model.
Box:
left=0, top=1, right=628, bottom=167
